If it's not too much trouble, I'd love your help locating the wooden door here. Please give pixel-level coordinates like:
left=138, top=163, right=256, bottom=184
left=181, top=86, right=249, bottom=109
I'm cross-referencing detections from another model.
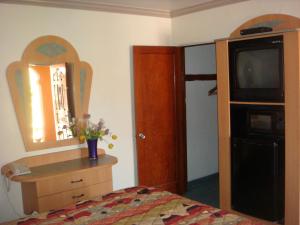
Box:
left=133, top=46, right=186, bottom=194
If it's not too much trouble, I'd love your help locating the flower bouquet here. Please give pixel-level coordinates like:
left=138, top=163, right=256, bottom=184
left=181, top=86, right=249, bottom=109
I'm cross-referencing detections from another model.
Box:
left=70, top=114, right=117, bottom=159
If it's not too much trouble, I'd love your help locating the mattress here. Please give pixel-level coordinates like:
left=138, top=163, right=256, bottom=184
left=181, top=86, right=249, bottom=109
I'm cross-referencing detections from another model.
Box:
left=16, top=186, right=262, bottom=225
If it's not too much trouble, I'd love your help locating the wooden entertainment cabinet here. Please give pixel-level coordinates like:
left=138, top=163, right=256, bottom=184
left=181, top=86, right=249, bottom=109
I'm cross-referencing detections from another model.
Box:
left=216, top=14, right=300, bottom=225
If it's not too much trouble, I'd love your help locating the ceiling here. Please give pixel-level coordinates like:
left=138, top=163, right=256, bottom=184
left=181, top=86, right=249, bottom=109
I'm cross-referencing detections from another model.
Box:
left=0, top=0, right=250, bottom=17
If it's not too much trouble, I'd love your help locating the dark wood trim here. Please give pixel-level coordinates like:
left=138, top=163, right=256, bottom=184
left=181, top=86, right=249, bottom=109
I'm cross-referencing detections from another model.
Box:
left=183, top=42, right=215, bottom=48
left=185, top=74, right=216, bottom=81
left=175, top=47, right=187, bottom=194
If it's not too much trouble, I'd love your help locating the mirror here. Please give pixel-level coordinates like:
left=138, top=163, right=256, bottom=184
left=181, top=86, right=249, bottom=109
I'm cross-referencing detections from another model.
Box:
left=28, top=63, right=75, bottom=143
left=7, top=35, right=92, bottom=151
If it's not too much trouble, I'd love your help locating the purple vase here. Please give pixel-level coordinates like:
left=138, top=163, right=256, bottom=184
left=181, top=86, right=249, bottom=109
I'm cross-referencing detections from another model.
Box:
left=87, top=139, right=98, bottom=160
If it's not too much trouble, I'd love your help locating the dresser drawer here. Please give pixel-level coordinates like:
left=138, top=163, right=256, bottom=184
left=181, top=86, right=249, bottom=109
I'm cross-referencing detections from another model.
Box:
left=37, top=181, right=112, bottom=212
left=36, top=167, right=112, bottom=197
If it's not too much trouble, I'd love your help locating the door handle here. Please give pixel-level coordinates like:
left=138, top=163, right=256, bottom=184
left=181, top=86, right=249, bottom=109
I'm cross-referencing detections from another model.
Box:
left=70, top=179, right=83, bottom=184
left=138, top=133, right=146, bottom=140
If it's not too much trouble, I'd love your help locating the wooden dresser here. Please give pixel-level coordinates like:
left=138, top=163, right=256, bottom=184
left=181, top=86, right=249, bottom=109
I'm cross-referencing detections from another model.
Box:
left=1, top=148, right=117, bottom=214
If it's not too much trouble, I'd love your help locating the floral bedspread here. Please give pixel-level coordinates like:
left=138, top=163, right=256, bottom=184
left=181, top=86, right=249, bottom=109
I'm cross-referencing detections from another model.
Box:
left=17, top=186, right=262, bottom=225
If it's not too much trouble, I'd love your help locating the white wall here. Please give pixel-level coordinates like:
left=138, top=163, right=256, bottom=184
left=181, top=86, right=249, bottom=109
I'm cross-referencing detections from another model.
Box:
left=172, top=0, right=300, bottom=45
left=0, top=4, right=171, bottom=222
left=185, top=45, right=218, bottom=181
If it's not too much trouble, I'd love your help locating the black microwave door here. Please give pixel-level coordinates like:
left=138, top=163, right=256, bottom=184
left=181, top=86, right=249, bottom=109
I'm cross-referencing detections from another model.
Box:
left=231, top=138, right=284, bottom=221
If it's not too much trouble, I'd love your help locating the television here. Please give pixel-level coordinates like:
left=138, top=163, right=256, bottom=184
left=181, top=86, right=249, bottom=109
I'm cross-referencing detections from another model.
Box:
left=229, top=35, right=284, bottom=102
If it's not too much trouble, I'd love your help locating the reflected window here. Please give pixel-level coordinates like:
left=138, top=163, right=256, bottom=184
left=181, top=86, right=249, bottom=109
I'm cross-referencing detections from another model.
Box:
left=28, top=64, right=74, bottom=142
left=50, top=64, right=73, bottom=140
left=29, top=67, right=45, bottom=143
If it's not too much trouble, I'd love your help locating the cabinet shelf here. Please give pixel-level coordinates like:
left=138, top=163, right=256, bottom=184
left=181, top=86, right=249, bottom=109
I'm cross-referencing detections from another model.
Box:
left=230, top=101, right=285, bottom=106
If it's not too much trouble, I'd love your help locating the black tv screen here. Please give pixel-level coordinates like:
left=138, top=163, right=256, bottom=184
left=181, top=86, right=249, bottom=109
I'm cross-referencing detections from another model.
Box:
left=229, top=35, right=284, bottom=102
left=236, top=48, right=280, bottom=89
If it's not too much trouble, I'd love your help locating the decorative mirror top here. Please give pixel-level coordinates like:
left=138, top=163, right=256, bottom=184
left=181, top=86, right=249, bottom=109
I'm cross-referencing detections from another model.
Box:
left=36, top=42, right=67, bottom=57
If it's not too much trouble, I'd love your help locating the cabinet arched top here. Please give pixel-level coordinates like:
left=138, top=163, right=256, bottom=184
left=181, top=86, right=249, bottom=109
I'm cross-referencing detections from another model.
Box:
left=230, top=14, right=300, bottom=38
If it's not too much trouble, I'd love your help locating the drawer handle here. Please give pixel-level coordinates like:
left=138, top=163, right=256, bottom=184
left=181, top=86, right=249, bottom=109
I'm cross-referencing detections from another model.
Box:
left=70, top=179, right=83, bottom=184
left=72, top=194, right=85, bottom=199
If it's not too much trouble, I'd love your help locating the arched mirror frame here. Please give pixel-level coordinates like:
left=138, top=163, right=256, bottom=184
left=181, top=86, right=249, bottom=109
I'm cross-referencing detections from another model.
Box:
left=7, top=35, right=92, bottom=151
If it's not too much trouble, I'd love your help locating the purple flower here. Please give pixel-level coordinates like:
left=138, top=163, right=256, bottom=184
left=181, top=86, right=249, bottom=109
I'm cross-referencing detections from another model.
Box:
left=98, top=119, right=105, bottom=129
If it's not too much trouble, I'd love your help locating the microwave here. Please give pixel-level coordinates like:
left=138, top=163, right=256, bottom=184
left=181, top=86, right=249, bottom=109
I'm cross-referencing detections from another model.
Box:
left=231, top=105, right=284, bottom=138
left=247, top=108, right=284, bottom=136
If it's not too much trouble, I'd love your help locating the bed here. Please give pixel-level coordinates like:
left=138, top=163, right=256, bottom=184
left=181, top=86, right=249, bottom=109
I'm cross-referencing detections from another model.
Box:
left=15, top=186, right=262, bottom=225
